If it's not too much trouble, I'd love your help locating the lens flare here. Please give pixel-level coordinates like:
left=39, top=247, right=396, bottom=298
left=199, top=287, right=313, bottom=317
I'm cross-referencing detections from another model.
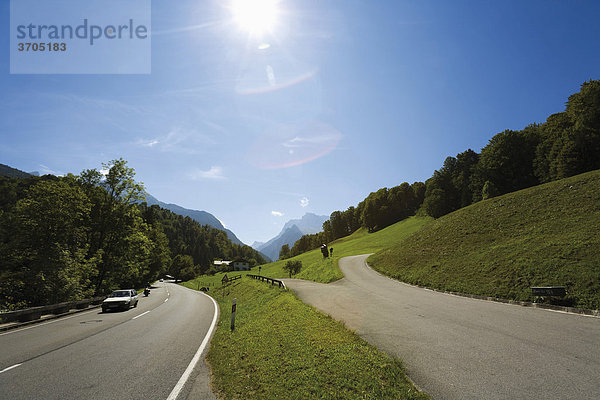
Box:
left=247, top=121, right=342, bottom=170
left=231, top=0, right=279, bottom=36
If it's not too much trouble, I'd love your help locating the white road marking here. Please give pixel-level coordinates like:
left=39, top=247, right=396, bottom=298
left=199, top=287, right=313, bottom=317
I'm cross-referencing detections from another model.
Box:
left=164, top=298, right=169, bottom=303
left=132, top=311, right=150, bottom=320
left=0, top=364, right=22, bottom=374
left=166, top=293, right=219, bottom=400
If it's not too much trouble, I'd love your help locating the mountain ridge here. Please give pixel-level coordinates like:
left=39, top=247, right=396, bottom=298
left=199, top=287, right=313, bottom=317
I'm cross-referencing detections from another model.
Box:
left=0, top=163, right=33, bottom=179
left=144, top=193, right=246, bottom=246
left=256, top=213, right=328, bottom=261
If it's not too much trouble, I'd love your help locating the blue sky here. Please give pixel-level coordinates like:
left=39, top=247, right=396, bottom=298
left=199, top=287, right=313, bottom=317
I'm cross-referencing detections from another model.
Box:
left=1, top=0, right=599, bottom=244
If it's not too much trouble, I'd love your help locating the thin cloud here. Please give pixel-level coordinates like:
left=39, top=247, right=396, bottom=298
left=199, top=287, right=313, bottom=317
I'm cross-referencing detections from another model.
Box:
left=190, top=166, right=226, bottom=180
left=136, top=127, right=217, bottom=154
left=152, top=21, right=219, bottom=36
left=271, top=211, right=284, bottom=217
left=141, top=139, right=159, bottom=147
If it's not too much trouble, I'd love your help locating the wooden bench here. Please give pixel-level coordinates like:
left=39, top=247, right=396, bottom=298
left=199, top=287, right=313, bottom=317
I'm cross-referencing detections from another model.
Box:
left=531, top=286, right=566, bottom=297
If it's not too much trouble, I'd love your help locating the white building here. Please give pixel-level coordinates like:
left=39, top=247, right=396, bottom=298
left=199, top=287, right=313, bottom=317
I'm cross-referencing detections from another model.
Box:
left=214, top=260, right=232, bottom=269
left=232, top=260, right=250, bottom=271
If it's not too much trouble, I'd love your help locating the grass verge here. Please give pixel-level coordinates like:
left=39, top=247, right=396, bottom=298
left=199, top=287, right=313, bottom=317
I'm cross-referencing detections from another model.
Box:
left=181, top=279, right=428, bottom=399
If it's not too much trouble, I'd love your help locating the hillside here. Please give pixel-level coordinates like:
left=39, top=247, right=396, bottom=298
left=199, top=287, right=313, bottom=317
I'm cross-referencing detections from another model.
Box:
left=0, top=163, right=32, bottom=179
left=144, top=193, right=245, bottom=246
left=369, top=170, right=600, bottom=309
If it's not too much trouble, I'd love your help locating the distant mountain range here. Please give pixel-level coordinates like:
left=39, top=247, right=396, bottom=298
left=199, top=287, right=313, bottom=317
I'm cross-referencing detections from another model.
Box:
left=254, top=213, right=328, bottom=261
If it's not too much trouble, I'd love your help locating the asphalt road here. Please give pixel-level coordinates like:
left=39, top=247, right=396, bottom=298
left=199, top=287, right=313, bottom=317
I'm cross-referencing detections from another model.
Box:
left=0, top=282, right=218, bottom=400
left=284, top=255, right=600, bottom=400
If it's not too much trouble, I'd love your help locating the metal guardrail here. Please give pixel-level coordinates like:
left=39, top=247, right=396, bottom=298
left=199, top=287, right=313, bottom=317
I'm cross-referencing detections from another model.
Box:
left=0, top=296, right=106, bottom=323
left=247, top=274, right=286, bottom=289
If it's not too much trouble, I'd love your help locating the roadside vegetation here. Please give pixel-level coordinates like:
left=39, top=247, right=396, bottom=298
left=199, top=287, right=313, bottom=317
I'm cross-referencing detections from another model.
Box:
left=187, top=216, right=430, bottom=287
left=183, top=279, right=427, bottom=399
left=0, top=159, right=264, bottom=310
left=369, top=170, right=600, bottom=310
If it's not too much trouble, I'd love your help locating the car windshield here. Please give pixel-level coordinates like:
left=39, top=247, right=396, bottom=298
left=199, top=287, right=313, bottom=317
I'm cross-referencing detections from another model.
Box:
left=109, top=291, right=130, bottom=298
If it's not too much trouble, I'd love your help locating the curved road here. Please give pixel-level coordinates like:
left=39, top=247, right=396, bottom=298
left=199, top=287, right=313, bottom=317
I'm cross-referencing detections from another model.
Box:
left=285, top=255, right=600, bottom=399
left=0, top=282, right=218, bottom=400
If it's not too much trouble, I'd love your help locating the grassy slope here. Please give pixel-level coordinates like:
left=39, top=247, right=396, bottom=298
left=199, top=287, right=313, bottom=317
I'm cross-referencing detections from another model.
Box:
left=182, top=279, right=427, bottom=399
left=369, top=170, right=600, bottom=309
left=258, top=216, right=431, bottom=283
left=185, top=216, right=430, bottom=289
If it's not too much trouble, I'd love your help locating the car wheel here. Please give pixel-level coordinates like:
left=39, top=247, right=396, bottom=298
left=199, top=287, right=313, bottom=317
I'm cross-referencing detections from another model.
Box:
left=134, top=301, right=138, bottom=308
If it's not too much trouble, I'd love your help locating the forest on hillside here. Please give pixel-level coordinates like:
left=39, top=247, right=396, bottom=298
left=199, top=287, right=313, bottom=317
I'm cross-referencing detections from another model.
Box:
left=290, top=80, right=600, bottom=256
left=0, top=159, right=265, bottom=310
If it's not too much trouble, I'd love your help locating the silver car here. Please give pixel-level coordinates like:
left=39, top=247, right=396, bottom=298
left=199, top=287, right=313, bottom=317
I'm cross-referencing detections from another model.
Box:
left=101, top=289, right=139, bottom=312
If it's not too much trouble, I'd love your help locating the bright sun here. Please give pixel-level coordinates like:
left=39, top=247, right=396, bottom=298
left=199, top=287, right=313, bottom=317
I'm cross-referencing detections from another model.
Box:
left=231, top=0, right=279, bottom=36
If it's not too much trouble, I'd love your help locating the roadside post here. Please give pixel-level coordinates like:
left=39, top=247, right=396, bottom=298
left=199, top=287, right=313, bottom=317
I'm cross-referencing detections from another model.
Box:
left=230, top=298, right=237, bottom=331
left=259, top=266, right=262, bottom=275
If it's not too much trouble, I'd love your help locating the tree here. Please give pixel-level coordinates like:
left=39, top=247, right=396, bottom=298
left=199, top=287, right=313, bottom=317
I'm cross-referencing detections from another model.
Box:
left=534, top=81, right=600, bottom=182
left=453, top=149, right=480, bottom=207
left=534, top=112, right=574, bottom=182
left=279, top=244, right=291, bottom=260
left=481, top=180, right=499, bottom=200
left=422, top=188, right=449, bottom=218
left=344, top=206, right=361, bottom=234
left=422, top=158, right=459, bottom=218
left=78, top=158, right=147, bottom=294
left=169, top=254, right=195, bottom=282
left=411, top=181, right=426, bottom=209
left=361, top=197, right=378, bottom=232
left=329, top=210, right=348, bottom=239
left=8, top=180, right=94, bottom=305
left=477, top=128, right=539, bottom=196
left=387, top=183, right=415, bottom=223
left=283, top=260, right=302, bottom=278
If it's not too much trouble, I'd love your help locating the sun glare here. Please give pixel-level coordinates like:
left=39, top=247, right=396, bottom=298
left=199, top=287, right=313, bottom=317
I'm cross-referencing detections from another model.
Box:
left=231, top=0, right=279, bottom=36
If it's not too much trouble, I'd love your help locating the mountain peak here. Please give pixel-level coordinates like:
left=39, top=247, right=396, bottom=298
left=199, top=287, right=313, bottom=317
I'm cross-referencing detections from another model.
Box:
left=281, top=213, right=328, bottom=235
left=256, top=213, right=328, bottom=261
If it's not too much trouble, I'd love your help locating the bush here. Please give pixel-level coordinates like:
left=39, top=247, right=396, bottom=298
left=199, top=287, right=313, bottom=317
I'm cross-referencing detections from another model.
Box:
left=283, top=260, right=302, bottom=277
